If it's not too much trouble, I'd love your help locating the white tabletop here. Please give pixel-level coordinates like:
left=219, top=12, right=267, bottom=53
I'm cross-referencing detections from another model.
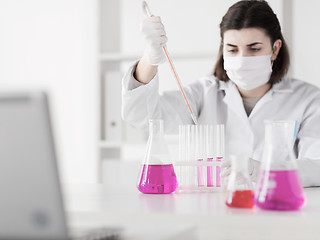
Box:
left=63, top=183, right=320, bottom=240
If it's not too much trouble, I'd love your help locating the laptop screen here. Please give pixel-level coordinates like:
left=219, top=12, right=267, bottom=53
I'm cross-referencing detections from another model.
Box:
left=0, top=92, right=68, bottom=240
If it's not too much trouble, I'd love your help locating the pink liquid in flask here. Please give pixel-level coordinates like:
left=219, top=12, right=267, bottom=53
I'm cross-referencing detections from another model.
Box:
left=255, top=170, right=306, bottom=211
left=138, top=164, right=178, bottom=194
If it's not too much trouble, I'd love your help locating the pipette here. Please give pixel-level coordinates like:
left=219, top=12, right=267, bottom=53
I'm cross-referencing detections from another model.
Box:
left=142, top=1, right=198, bottom=125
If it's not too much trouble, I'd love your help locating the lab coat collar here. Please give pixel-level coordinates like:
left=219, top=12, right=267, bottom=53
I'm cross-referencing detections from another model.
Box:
left=271, top=75, right=293, bottom=93
left=216, top=76, right=293, bottom=118
left=219, top=80, right=250, bottom=125
left=217, top=79, right=231, bottom=92
left=249, top=77, right=293, bottom=118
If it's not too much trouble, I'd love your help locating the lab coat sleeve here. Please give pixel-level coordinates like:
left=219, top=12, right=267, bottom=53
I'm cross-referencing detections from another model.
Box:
left=296, top=95, right=320, bottom=187
left=121, top=62, right=204, bottom=134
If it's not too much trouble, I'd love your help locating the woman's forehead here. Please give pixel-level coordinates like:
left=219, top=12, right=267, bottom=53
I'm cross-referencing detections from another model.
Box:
left=223, top=28, right=270, bottom=45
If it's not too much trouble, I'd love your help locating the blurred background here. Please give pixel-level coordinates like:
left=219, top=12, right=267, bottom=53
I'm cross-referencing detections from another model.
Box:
left=1, top=0, right=319, bottom=184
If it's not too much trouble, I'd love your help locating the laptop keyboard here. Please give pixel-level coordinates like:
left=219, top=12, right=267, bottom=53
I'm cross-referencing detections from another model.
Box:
left=70, top=227, right=122, bottom=240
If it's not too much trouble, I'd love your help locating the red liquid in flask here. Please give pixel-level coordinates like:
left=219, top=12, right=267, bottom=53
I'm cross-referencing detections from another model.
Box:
left=255, top=170, right=306, bottom=211
left=226, top=190, right=254, bottom=208
left=138, top=164, right=178, bottom=194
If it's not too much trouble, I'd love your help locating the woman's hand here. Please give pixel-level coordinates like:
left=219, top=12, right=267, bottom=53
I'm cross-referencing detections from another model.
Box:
left=134, top=16, right=168, bottom=84
left=141, top=16, right=168, bottom=65
left=221, top=158, right=261, bottom=185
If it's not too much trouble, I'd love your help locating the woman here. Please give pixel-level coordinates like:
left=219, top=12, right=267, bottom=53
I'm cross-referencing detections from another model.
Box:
left=121, top=0, right=320, bottom=187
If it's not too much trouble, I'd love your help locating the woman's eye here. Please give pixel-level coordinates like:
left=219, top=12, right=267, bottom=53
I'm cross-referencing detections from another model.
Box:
left=251, top=48, right=261, bottom=52
left=228, top=49, right=237, bottom=53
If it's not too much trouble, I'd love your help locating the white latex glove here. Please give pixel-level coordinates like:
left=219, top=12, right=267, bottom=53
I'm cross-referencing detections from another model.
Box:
left=141, top=16, right=168, bottom=65
left=221, top=158, right=261, bottom=184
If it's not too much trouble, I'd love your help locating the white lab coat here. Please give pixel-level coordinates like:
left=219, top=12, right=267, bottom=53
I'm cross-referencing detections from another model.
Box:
left=122, top=62, right=320, bottom=187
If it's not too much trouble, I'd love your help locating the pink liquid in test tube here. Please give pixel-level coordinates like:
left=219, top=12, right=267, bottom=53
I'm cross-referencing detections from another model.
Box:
left=207, top=158, right=214, bottom=187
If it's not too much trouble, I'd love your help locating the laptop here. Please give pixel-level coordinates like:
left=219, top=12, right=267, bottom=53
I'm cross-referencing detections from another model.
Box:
left=0, top=92, right=121, bottom=240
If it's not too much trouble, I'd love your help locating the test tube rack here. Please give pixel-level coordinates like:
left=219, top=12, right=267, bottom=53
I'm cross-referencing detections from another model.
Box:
left=175, top=124, right=225, bottom=192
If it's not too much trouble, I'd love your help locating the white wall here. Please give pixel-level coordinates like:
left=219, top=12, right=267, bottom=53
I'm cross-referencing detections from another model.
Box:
left=292, top=0, right=320, bottom=87
left=0, top=0, right=98, bottom=183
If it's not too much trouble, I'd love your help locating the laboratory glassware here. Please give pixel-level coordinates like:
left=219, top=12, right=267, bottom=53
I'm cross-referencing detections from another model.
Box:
left=177, top=124, right=197, bottom=188
left=142, top=1, right=198, bottom=125
left=196, top=125, right=206, bottom=187
left=255, top=120, right=306, bottom=211
left=206, top=125, right=215, bottom=187
left=137, top=119, right=178, bottom=194
left=176, top=124, right=224, bottom=191
left=225, top=155, right=254, bottom=208
left=215, top=125, right=225, bottom=187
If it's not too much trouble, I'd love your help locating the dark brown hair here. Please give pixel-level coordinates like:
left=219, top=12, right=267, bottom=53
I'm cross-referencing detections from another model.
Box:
left=214, top=0, right=290, bottom=84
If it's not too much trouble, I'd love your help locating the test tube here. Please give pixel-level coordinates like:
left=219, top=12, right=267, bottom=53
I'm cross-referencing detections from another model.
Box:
left=179, top=125, right=186, bottom=162
left=186, top=125, right=196, bottom=186
left=206, top=125, right=214, bottom=187
left=215, top=124, right=225, bottom=187
left=178, top=125, right=185, bottom=186
left=196, top=125, right=205, bottom=187
left=186, top=125, right=192, bottom=186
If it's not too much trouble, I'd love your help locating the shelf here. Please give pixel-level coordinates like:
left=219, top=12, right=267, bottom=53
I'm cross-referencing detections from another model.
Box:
left=99, top=52, right=217, bottom=62
left=99, top=141, right=147, bottom=162
left=98, top=140, right=147, bottom=148
left=98, top=141, right=123, bottom=148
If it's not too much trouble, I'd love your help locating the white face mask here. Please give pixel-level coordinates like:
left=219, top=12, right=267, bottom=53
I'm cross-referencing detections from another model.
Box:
left=223, top=54, right=273, bottom=90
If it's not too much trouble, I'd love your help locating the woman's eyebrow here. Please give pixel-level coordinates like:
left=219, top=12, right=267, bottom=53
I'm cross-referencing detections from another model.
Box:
left=247, top=42, right=263, bottom=47
left=225, top=42, right=263, bottom=47
left=226, top=43, right=237, bottom=47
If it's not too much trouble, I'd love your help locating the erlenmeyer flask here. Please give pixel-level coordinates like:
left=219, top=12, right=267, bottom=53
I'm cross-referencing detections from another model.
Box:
left=225, top=155, right=254, bottom=208
left=137, top=119, right=178, bottom=194
left=255, top=120, right=306, bottom=210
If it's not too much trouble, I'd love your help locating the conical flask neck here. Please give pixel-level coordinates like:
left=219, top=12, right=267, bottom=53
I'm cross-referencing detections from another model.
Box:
left=262, top=121, right=297, bottom=170
left=265, top=126, right=286, bottom=146
left=264, top=121, right=294, bottom=147
left=230, top=155, right=248, bottom=173
left=144, top=119, right=172, bottom=165
left=149, top=119, right=164, bottom=138
left=228, top=156, right=252, bottom=186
